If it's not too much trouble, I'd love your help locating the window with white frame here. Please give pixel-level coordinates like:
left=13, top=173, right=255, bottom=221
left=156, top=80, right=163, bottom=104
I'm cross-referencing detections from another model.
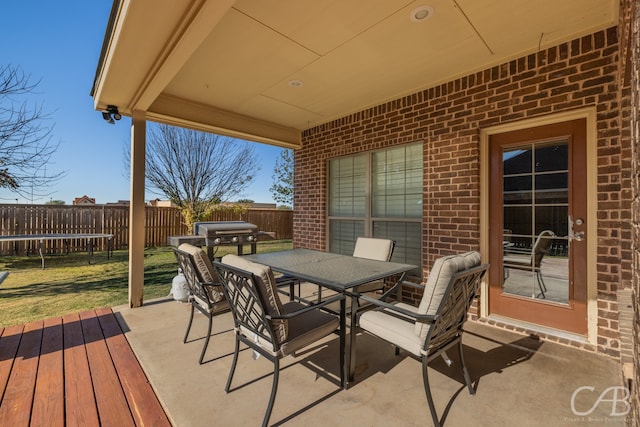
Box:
left=328, top=143, right=422, bottom=276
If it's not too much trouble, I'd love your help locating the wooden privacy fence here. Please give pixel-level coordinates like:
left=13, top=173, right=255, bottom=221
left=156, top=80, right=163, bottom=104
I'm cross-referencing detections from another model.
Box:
left=0, top=205, right=293, bottom=256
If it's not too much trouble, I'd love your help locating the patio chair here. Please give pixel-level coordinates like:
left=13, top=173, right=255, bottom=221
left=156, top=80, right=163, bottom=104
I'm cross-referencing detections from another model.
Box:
left=357, top=251, right=489, bottom=427
left=352, top=237, right=396, bottom=293
left=172, top=243, right=230, bottom=364
left=503, top=230, right=555, bottom=299
left=212, top=254, right=345, bottom=427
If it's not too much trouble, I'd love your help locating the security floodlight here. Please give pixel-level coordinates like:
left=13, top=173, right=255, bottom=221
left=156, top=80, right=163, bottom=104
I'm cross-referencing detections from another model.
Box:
left=101, top=105, right=121, bottom=124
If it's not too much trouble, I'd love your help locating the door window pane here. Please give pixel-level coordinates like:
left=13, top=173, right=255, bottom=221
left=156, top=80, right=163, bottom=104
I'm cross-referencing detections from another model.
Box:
left=534, top=143, right=568, bottom=172
left=504, top=175, right=532, bottom=204
left=534, top=205, right=568, bottom=237
left=534, top=173, right=568, bottom=204
left=502, top=141, right=569, bottom=304
left=503, top=148, right=532, bottom=174
left=503, top=206, right=532, bottom=239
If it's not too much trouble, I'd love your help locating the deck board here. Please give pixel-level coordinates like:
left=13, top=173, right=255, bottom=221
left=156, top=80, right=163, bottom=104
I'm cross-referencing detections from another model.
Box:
left=80, top=310, right=135, bottom=426
left=0, top=320, right=42, bottom=427
left=0, top=324, right=23, bottom=402
left=63, top=312, right=100, bottom=427
left=31, top=317, right=64, bottom=427
left=95, top=307, right=170, bottom=427
left=0, top=309, right=170, bottom=426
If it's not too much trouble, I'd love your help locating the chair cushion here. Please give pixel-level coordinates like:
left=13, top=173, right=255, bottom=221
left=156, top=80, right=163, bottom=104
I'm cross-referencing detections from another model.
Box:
left=352, top=237, right=394, bottom=293
left=238, top=301, right=339, bottom=358
left=359, top=302, right=424, bottom=357
left=178, top=243, right=224, bottom=303
left=353, top=237, right=393, bottom=261
left=278, top=302, right=339, bottom=357
left=221, top=254, right=287, bottom=343
left=415, top=251, right=481, bottom=340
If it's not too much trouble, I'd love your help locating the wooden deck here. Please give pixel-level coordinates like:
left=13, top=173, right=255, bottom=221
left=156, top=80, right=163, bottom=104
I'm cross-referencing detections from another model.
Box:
left=0, top=307, right=171, bottom=427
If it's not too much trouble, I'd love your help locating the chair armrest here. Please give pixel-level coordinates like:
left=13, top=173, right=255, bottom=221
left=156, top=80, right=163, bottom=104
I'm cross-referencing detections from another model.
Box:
left=266, top=294, right=345, bottom=320
left=372, top=280, right=422, bottom=302
left=358, top=294, right=436, bottom=324
left=396, top=280, right=423, bottom=290
left=201, top=281, right=223, bottom=289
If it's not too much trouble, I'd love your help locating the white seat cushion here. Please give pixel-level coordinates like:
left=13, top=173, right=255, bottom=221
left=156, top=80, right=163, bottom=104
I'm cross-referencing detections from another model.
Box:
left=352, top=237, right=394, bottom=293
left=353, top=237, right=394, bottom=261
left=359, top=302, right=424, bottom=357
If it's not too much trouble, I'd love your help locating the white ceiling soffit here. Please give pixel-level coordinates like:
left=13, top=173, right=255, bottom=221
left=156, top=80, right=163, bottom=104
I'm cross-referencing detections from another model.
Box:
left=95, top=0, right=618, bottom=148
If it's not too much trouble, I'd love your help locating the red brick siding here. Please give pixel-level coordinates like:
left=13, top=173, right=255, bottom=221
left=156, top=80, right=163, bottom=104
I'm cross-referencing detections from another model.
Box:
left=622, top=0, right=639, bottom=421
left=295, top=25, right=632, bottom=357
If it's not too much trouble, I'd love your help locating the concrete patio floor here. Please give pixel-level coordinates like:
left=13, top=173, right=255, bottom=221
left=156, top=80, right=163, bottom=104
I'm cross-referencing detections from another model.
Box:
left=113, top=297, right=628, bottom=426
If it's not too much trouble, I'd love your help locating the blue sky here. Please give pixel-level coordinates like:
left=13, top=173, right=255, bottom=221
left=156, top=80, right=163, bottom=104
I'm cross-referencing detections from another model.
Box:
left=0, top=1, right=283, bottom=205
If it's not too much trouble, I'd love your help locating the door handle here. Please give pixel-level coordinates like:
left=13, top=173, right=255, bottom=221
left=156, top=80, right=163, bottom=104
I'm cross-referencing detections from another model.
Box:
left=568, top=216, right=585, bottom=241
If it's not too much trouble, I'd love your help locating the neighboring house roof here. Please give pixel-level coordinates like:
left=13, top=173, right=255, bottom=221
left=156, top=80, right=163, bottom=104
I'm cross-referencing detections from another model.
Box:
left=148, top=199, right=174, bottom=207
left=73, top=195, right=96, bottom=205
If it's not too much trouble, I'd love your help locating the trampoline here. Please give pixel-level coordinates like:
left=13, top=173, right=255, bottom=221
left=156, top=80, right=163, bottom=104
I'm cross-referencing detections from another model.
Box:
left=0, top=233, right=114, bottom=269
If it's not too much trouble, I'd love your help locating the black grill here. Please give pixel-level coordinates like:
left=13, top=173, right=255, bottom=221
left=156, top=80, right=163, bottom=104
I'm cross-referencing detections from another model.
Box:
left=194, top=221, right=259, bottom=247
left=168, top=221, right=264, bottom=258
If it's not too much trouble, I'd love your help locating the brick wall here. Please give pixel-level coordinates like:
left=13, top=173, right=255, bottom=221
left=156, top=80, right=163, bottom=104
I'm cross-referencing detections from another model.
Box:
left=624, top=0, right=639, bottom=421
left=295, top=22, right=633, bottom=358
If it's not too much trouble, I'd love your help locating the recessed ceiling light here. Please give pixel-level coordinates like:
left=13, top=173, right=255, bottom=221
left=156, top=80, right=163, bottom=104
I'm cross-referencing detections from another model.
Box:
left=410, top=5, right=433, bottom=22
left=288, top=80, right=303, bottom=87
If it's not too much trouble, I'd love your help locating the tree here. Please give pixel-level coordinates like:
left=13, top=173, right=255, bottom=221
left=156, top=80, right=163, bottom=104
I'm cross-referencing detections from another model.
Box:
left=0, top=64, right=64, bottom=200
left=269, top=149, right=293, bottom=208
left=127, top=124, right=260, bottom=228
left=45, top=199, right=65, bottom=205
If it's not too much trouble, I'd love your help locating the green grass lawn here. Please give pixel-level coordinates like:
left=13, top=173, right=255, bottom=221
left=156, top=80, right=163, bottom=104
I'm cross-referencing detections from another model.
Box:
left=0, top=240, right=293, bottom=327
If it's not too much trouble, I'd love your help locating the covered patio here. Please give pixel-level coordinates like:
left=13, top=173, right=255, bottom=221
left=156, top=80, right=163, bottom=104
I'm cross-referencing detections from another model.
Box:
left=0, top=297, right=625, bottom=425
left=113, top=297, right=624, bottom=426
left=91, top=0, right=639, bottom=423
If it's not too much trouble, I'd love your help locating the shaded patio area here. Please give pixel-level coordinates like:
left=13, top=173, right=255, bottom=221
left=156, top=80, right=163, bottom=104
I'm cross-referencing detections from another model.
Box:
left=114, top=297, right=627, bottom=426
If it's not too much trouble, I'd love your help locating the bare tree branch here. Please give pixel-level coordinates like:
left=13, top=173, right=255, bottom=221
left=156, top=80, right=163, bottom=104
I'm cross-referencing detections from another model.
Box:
left=0, top=64, right=65, bottom=200
left=125, top=123, right=260, bottom=226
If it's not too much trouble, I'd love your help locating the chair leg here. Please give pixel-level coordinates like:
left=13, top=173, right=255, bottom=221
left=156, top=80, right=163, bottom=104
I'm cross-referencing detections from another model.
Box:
left=225, top=335, right=241, bottom=393
left=421, top=358, right=441, bottom=427
left=198, top=314, right=213, bottom=364
left=535, top=271, right=547, bottom=299
left=536, top=271, right=547, bottom=292
left=339, top=315, right=345, bottom=388
left=262, top=359, right=280, bottom=427
left=183, top=304, right=195, bottom=343
left=457, top=339, right=475, bottom=395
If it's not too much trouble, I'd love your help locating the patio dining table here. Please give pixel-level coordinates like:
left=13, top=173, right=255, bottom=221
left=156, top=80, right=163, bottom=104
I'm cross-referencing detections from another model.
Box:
left=245, top=248, right=416, bottom=387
